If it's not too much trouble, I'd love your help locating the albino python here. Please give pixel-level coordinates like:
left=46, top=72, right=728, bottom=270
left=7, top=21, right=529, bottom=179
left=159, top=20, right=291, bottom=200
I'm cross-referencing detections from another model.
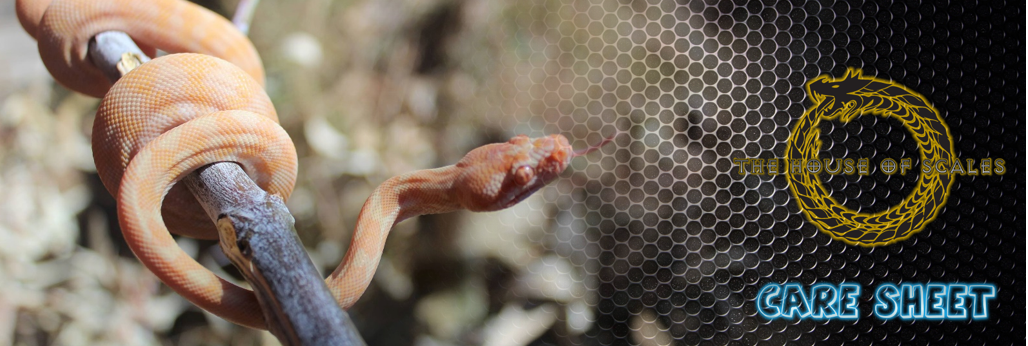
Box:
left=16, top=0, right=607, bottom=330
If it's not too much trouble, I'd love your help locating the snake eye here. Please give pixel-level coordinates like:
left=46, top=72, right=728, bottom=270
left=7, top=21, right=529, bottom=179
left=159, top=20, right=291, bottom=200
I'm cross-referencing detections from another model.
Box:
left=514, top=165, right=534, bottom=185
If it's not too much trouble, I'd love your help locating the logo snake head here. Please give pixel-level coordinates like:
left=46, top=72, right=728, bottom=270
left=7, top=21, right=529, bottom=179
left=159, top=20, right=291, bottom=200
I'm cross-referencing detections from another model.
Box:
left=807, top=69, right=873, bottom=122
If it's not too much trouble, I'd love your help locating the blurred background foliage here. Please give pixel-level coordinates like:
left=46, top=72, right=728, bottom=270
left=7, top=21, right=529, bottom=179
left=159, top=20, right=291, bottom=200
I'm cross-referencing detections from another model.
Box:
left=0, top=0, right=619, bottom=345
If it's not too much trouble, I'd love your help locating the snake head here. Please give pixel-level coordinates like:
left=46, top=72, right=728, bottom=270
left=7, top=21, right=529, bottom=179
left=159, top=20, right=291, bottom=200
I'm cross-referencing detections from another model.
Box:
left=454, top=134, right=573, bottom=212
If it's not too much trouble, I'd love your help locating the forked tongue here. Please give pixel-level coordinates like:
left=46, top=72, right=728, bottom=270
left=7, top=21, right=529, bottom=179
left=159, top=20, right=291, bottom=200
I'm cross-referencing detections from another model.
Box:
left=573, top=131, right=620, bottom=157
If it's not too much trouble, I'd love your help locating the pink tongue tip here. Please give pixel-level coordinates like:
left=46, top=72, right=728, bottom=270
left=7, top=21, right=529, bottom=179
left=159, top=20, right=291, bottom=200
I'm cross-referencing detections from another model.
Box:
left=572, top=131, right=620, bottom=157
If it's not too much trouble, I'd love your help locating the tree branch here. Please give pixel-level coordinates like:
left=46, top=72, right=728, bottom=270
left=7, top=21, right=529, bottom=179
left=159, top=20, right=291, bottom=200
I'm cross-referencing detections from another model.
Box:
left=87, top=33, right=364, bottom=346
left=232, top=0, right=261, bottom=36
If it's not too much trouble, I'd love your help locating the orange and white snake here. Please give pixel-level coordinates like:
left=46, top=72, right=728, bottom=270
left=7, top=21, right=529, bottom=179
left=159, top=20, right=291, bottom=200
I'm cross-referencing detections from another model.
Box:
left=16, top=0, right=603, bottom=330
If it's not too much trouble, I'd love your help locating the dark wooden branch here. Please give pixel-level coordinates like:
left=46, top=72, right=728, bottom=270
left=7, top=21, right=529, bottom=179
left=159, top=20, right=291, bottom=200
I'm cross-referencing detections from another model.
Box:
left=87, top=33, right=365, bottom=346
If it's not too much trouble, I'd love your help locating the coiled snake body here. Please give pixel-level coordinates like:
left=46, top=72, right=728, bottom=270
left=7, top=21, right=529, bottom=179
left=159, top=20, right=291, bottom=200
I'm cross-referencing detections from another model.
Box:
left=17, top=0, right=586, bottom=330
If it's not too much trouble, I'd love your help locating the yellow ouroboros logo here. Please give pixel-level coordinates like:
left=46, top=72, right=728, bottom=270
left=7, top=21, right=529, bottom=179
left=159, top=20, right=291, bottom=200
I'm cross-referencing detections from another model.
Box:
left=785, top=68, right=955, bottom=246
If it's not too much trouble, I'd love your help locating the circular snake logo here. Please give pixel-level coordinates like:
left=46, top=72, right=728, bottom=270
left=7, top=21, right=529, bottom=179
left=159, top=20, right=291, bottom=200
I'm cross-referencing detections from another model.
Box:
left=786, top=69, right=955, bottom=246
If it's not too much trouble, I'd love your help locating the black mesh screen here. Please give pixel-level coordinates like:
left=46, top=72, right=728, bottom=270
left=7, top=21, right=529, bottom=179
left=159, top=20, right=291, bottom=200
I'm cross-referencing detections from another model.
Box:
left=540, top=1, right=1023, bottom=344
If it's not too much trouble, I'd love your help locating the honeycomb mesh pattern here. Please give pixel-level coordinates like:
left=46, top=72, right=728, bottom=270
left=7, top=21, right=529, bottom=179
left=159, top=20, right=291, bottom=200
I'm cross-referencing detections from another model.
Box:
left=519, top=0, right=1022, bottom=345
